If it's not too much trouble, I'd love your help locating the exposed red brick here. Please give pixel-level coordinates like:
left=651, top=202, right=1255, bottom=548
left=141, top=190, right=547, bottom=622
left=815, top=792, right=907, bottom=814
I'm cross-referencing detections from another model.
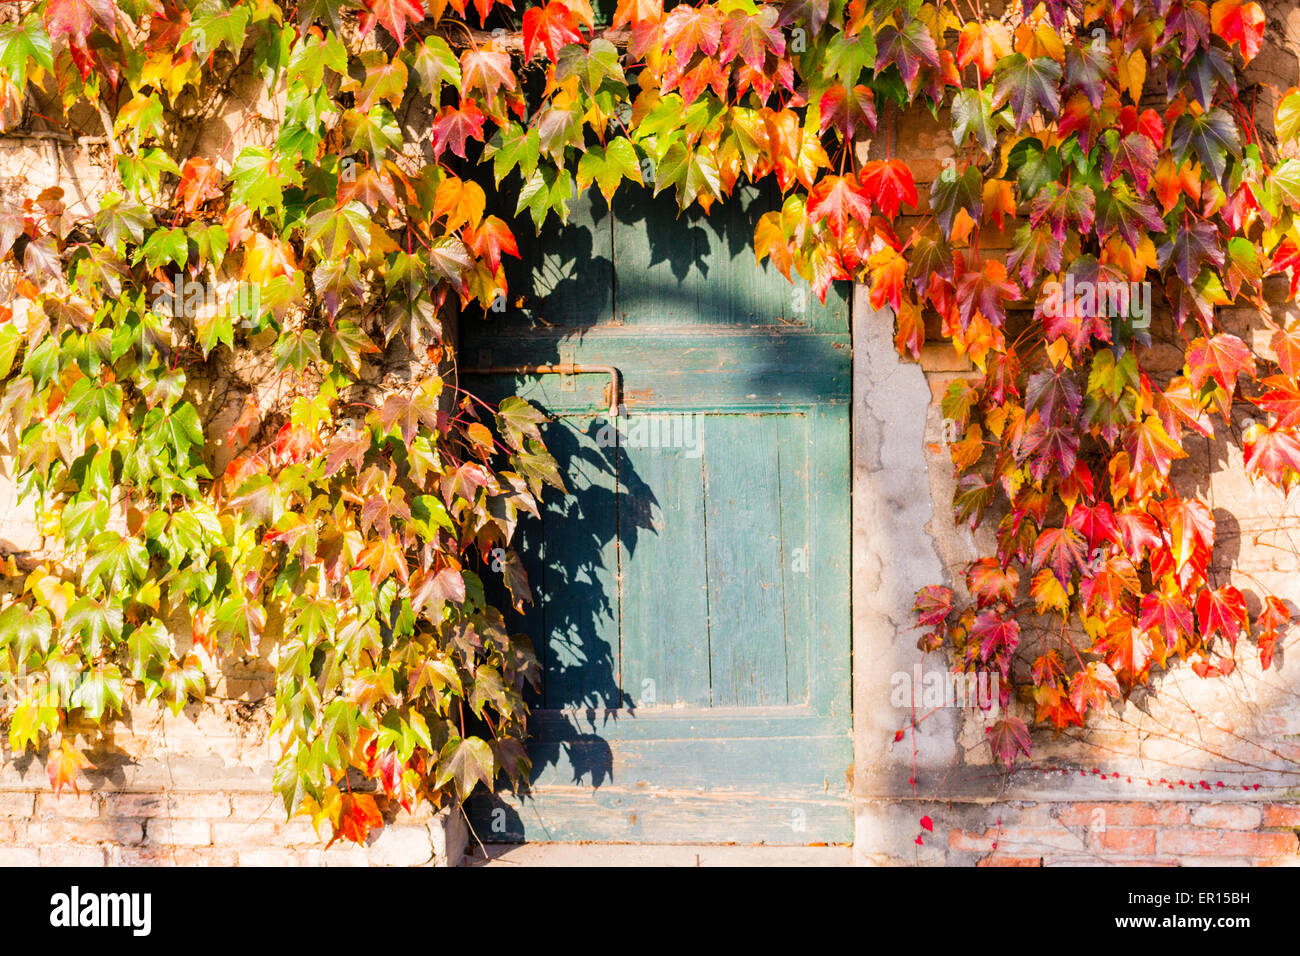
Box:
left=1190, top=804, right=1262, bottom=830
left=1055, top=802, right=1190, bottom=827
left=1263, top=805, right=1300, bottom=828
left=1093, top=828, right=1157, bottom=856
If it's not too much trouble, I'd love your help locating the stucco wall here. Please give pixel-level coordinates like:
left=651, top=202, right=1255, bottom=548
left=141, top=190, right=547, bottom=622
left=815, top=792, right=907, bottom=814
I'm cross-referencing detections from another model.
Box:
left=851, top=9, right=1300, bottom=862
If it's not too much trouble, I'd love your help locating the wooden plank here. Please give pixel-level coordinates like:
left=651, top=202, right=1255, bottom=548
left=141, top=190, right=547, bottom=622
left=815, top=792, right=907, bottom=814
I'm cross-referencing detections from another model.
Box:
left=703, top=415, right=793, bottom=707
left=776, top=412, right=811, bottom=704
left=807, top=403, right=852, bottom=720
left=533, top=416, right=623, bottom=711
left=617, top=432, right=712, bottom=707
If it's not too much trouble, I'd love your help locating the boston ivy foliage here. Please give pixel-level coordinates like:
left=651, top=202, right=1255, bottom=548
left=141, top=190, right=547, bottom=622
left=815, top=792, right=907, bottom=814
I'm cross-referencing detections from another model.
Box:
left=0, top=0, right=1295, bottom=841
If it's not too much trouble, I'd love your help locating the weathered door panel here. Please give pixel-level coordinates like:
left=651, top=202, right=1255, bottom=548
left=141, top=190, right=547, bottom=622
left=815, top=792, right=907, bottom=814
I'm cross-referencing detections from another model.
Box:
left=463, top=183, right=851, bottom=844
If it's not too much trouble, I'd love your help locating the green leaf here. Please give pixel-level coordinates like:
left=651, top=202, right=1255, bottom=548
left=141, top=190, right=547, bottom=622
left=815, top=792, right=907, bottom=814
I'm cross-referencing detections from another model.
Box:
left=483, top=123, right=541, bottom=187
left=0, top=19, right=53, bottom=88
left=1171, top=107, right=1241, bottom=183
left=576, top=138, right=643, bottom=201
left=435, top=735, right=495, bottom=800
left=70, top=665, right=125, bottom=722
left=951, top=87, right=1001, bottom=153
left=273, top=329, right=323, bottom=374
left=992, top=54, right=1062, bottom=129
left=409, top=34, right=461, bottom=94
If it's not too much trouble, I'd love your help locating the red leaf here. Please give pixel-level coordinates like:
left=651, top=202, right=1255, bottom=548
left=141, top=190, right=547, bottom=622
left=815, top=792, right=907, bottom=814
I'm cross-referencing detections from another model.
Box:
left=1211, top=0, right=1265, bottom=64
left=44, top=0, right=119, bottom=47
left=807, top=175, right=873, bottom=239
left=431, top=101, right=487, bottom=160
left=1244, top=422, right=1300, bottom=491
left=361, top=0, right=424, bottom=45
left=1069, top=661, right=1120, bottom=715
left=1066, top=502, right=1120, bottom=551
left=1032, top=526, right=1088, bottom=586
left=1139, top=591, right=1195, bottom=648
left=859, top=159, right=918, bottom=219
left=1186, top=333, right=1255, bottom=392
left=986, top=715, right=1032, bottom=767
left=1196, top=585, right=1248, bottom=649
left=464, top=215, right=520, bottom=274
left=966, top=557, right=1019, bottom=607
left=972, top=609, right=1021, bottom=663
left=522, top=1, right=584, bottom=61
left=913, top=585, right=953, bottom=629
left=919, top=815, right=934, bottom=832
left=332, top=792, right=384, bottom=845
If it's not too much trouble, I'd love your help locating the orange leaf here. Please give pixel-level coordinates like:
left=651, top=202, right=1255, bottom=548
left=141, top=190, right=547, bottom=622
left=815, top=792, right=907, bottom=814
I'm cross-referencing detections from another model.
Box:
left=46, top=741, right=92, bottom=797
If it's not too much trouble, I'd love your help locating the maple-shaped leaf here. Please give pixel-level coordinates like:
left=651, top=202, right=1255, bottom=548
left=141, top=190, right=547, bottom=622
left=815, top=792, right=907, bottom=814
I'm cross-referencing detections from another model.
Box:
left=1157, top=495, right=1215, bottom=573
left=1197, top=585, right=1248, bottom=649
left=955, top=256, right=1019, bottom=329
left=1140, top=590, right=1195, bottom=648
left=464, top=216, right=520, bottom=274
left=1112, top=505, right=1159, bottom=563
left=993, top=54, right=1062, bottom=129
left=1211, top=0, right=1266, bottom=64
left=930, top=164, right=983, bottom=235
left=46, top=740, right=92, bottom=797
left=1097, top=617, right=1154, bottom=682
left=360, top=0, right=423, bottom=45
left=1157, top=220, right=1225, bottom=287
left=431, top=101, right=486, bottom=159
left=1069, top=661, right=1120, bottom=715
left=1170, top=107, right=1241, bottom=182
left=972, top=609, right=1021, bottom=663
left=913, top=585, right=953, bottom=629
left=661, top=3, right=721, bottom=63
left=523, top=1, right=583, bottom=61
left=1033, top=526, right=1087, bottom=586
left=966, top=556, right=1019, bottom=607
left=874, top=14, right=940, bottom=88
left=808, top=175, right=872, bottom=239
left=1244, top=422, right=1300, bottom=491
left=380, top=389, right=440, bottom=443
left=1185, top=333, right=1254, bottom=391
left=818, top=83, right=877, bottom=139
left=1064, top=41, right=1111, bottom=109
left=175, top=156, right=223, bottom=215
left=460, top=47, right=513, bottom=100
left=957, top=20, right=1010, bottom=80
left=436, top=736, right=495, bottom=800
left=1066, top=502, right=1120, bottom=550
left=719, top=6, right=783, bottom=72
left=986, top=715, right=1031, bottom=767
left=1026, top=364, right=1081, bottom=422
left=1095, top=180, right=1165, bottom=251
left=951, top=88, right=1003, bottom=153
left=332, top=792, right=384, bottom=846
left=859, top=160, right=917, bottom=220
left=1029, top=181, right=1095, bottom=243
left=44, top=0, right=119, bottom=47
left=1007, top=223, right=1063, bottom=286
left=1126, top=414, right=1188, bottom=476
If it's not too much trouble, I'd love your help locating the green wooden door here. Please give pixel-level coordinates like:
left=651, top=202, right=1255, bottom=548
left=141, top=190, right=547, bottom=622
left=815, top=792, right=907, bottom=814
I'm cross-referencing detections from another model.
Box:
left=462, top=183, right=851, bottom=843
